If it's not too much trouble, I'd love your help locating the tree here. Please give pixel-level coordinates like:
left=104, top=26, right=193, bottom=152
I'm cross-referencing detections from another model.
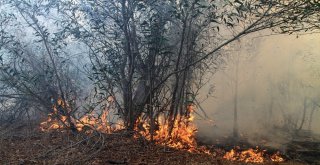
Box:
left=0, top=1, right=88, bottom=132
left=54, top=0, right=226, bottom=132
left=1, top=0, right=319, bottom=137
left=219, top=38, right=259, bottom=140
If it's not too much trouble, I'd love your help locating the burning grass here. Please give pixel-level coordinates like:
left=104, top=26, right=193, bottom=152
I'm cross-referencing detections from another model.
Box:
left=40, top=111, right=123, bottom=133
left=0, top=122, right=309, bottom=165
left=135, top=114, right=199, bottom=152
left=27, top=100, right=292, bottom=164
left=223, top=147, right=284, bottom=163
left=36, top=107, right=292, bottom=164
left=40, top=103, right=208, bottom=152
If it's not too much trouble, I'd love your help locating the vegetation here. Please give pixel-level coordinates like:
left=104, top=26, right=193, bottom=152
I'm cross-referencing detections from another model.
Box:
left=0, top=0, right=319, bottom=164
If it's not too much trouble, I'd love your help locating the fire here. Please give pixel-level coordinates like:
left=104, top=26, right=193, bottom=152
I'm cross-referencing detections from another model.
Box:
left=77, top=111, right=112, bottom=133
left=223, top=147, right=285, bottom=163
left=40, top=97, right=69, bottom=132
left=223, top=149, right=238, bottom=161
left=40, top=99, right=287, bottom=163
left=40, top=100, right=286, bottom=162
left=41, top=111, right=123, bottom=133
left=135, top=114, right=197, bottom=150
left=40, top=114, right=67, bottom=131
left=41, top=106, right=200, bottom=152
left=156, top=116, right=197, bottom=151
left=40, top=102, right=211, bottom=154
left=133, top=104, right=212, bottom=154
left=40, top=96, right=125, bottom=132
left=270, top=151, right=285, bottom=162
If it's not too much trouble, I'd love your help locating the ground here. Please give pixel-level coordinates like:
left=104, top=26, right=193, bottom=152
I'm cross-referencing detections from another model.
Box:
left=0, top=123, right=307, bottom=165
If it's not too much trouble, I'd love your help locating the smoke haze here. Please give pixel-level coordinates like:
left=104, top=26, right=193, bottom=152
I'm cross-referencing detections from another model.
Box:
left=196, top=33, right=320, bottom=149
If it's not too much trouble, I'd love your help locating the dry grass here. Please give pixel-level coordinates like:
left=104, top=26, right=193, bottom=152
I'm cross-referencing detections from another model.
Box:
left=0, top=124, right=307, bottom=165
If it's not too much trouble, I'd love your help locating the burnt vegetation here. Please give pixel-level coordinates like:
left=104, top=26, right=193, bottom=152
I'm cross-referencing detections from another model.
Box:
left=0, top=0, right=320, bottom=164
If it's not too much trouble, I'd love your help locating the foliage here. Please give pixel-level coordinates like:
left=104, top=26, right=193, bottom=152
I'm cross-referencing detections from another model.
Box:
left=0, top=0, right=319, bottom=134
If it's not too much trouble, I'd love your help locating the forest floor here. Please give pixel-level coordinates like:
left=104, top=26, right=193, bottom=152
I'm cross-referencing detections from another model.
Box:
left=0, top=123, right=310, bottom=165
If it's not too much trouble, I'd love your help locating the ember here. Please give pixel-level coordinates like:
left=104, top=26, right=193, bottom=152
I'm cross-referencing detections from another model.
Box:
left=270, top=151, right=285, bottom=162
left=223, top=147, right=285, bottom=163
left=41, top=111, right=124, bottom=133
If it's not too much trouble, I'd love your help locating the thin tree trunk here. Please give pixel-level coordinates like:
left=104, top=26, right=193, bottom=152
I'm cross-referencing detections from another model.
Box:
left=168, top=17, right=188, bottom=135
left=268, top=96, right=274, bottom=126
left=121, top=0, right=135, bottom=130
left=308, top=103, right=316, bottom=131
left=298, top=97, right=307, bottom=131
left=233, top=55, right=239, bottom=139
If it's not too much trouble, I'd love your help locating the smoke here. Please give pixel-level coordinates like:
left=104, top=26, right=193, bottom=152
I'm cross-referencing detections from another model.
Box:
left=196, top=32, right=320, bottom=149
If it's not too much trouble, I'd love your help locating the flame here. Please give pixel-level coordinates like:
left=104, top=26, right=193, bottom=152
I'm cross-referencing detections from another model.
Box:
left=40, top=108, right=202, bottom=153
left=76, top=111, right=111, bottom=133
left=270, top=151, right=285, bottom=162
left=40, top=101, right=286, bottom=163
left=223, top=147, right=285, bottom=163
left=41, top=103, right=124, bottom=133
left=40, top=102, right=211, bottom=154
left=41, top=111, right=124, bottom=133
left=134, top=104, right=211, bottom=154
left=223, top=148, right=265, bottom=163
left=135, top=114, right=197, bottom=149
left=40, top=111, right=68, bottom=131
left=223, top=149, right=238, bottom=161
left=40, top=100, right=286, bottom=162
left=40, top=96, right=125, bottom=132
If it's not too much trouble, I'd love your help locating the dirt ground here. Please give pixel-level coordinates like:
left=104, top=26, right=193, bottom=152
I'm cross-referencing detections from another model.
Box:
left=0, top=124, right=307, bottom=165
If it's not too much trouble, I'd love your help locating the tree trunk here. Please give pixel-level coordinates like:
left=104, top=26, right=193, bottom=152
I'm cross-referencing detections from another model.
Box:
left=233, top=55, right=239, bottom=139
left=308, top=103, right=316, bottom=131
left=268, top=96, right=274, bottom=126
left=298, top=97, right=307, bottom=131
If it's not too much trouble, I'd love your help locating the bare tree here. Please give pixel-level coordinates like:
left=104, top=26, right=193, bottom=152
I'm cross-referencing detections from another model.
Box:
left=1, top=0, right=319, bottom=137
left=0, top=2, right=87, bottom=132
